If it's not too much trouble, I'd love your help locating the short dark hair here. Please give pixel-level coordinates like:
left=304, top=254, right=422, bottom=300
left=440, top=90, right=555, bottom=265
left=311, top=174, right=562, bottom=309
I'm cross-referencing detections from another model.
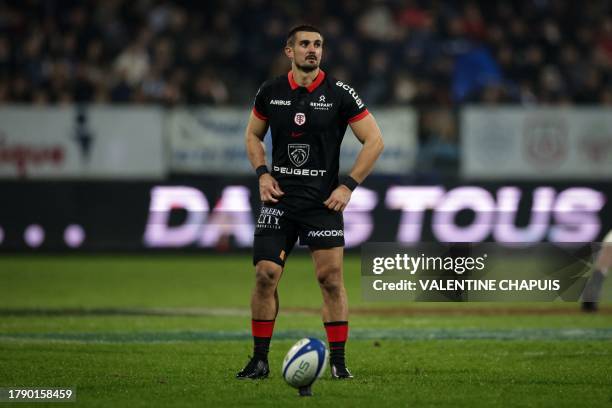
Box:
left=286, top=24, right=323, bottom=46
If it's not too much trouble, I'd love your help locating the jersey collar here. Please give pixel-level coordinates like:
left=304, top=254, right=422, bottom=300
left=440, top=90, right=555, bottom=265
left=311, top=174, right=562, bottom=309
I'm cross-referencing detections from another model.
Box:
left=288, top=69, right=326, bottom=93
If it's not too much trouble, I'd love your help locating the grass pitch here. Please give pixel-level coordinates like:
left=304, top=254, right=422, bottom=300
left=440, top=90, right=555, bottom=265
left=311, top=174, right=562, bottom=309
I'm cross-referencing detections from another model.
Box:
left=0, top=254, right=611, bottom=407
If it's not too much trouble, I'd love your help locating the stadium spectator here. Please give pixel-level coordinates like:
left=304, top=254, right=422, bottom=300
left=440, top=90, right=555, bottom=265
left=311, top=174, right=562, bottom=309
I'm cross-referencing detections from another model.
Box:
left=1, top=0, right=611, bottom=172
left=0, top=0, right=610, bottom=107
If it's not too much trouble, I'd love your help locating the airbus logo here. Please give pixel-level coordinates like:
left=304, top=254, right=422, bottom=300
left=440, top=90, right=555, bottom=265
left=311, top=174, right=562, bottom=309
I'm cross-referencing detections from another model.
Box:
left=270, top=99, right=291, bottom=105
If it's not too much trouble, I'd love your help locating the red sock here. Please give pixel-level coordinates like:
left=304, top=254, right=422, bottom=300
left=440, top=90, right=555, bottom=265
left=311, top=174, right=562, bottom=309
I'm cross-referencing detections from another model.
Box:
left=252, top=319, right=275, bottom=360
left=324, top=321, right=348, bottom=365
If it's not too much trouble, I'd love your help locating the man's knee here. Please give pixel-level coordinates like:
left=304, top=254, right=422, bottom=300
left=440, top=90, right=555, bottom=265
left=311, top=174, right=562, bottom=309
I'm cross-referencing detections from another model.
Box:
left=316, top=263, right=343, bottom=293
left=254, top=260, right=283, bottom=293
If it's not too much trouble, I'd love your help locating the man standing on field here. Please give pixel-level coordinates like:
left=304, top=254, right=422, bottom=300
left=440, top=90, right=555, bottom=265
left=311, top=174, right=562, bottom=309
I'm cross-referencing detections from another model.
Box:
left=237, top=24, right=384, bottom=379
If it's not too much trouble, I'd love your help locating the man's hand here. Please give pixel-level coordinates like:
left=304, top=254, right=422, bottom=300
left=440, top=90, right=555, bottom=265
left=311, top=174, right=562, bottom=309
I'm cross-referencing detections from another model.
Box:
left=259, top=173, right=284, bottom=203
left=323, top=185, right=352, bottom=212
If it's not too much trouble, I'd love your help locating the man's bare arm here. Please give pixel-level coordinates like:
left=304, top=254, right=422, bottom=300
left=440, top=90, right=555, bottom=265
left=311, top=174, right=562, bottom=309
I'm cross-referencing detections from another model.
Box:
left=346, top=113, right=384, bottom=182
left=245, top=112, right=284, bottom=203
left=324, top=113, right=384, bottom=211
left=245, top=112, right=269, bottom=168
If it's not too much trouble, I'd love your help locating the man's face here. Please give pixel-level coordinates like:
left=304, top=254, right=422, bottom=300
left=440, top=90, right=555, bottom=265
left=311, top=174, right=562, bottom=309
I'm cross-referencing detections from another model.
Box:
left=285, top=31, right=323, bottom=72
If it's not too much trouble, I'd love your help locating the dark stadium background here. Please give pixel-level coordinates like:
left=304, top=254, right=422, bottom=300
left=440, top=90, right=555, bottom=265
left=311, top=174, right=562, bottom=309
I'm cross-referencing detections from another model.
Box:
left=0, top=0, right=610, bottom=251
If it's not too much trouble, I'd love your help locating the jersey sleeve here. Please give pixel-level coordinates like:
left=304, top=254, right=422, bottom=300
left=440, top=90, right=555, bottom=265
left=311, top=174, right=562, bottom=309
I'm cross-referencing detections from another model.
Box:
left=337, top=80, right=369, bottom=123
left=252, top=82, right=269, bottom=121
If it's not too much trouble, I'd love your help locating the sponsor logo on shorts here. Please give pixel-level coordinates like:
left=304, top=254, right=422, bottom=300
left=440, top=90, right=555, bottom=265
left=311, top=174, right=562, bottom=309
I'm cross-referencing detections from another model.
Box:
left=288, top=143, right=309, bottom=167
left=257, top=206, right=284, bottom=230
left=307, top=229, right=344, bottom=237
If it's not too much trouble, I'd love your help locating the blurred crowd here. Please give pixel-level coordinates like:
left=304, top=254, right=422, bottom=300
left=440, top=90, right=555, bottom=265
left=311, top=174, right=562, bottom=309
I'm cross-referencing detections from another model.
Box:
left=1, top=0, right=612, bottom=107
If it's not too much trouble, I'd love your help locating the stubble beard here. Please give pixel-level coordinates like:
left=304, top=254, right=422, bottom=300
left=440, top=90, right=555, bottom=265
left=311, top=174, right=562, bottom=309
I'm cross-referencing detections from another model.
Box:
left=296, top=60, right=319, bottom=73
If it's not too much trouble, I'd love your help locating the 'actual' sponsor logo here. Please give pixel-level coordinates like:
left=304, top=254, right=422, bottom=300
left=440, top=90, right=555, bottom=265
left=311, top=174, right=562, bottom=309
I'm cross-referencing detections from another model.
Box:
left=335, top=81, right=364, bottom=109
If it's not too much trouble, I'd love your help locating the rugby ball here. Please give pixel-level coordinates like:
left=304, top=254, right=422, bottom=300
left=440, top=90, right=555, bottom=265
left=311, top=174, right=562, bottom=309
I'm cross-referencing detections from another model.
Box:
left=282, top=338, right=328, bottom=388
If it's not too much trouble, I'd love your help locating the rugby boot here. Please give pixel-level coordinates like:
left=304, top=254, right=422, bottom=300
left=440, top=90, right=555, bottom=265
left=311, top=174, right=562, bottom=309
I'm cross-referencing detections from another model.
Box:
left=236, top=356, right=269, bottom=379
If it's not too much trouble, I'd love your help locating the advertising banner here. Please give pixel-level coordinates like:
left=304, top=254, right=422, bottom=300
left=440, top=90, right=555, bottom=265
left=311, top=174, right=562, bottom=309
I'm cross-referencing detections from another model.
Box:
left=461, top=107, right=612, bottom=180
left=167, top=107, right=417, bottom=175
left=0, top=178, right=609, bottom=251
left=166, top=108, right=252, bottom=174
left=0, top=106, right=165, bottom=179
left=339, top=107, right=417, bottom=174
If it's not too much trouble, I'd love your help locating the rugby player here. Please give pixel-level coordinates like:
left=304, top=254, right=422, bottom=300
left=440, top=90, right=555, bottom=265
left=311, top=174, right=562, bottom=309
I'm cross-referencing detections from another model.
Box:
left=236, top=24, right=384, bottom=379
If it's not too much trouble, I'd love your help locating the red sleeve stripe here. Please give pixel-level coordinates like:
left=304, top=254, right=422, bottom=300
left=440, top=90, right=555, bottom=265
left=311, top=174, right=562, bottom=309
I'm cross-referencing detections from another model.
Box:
left=252, top=107, right=268, bottom=121
left=347, top=109, right=370, bottom=123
